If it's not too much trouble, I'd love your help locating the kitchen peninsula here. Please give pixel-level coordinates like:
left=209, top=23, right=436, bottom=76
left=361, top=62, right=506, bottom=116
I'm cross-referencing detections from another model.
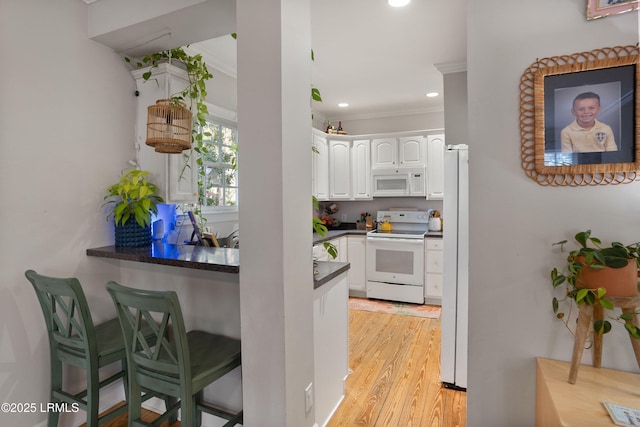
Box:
left=86, top=242, right=348, bottom=287
left=86, top=241, right=350, bottom=426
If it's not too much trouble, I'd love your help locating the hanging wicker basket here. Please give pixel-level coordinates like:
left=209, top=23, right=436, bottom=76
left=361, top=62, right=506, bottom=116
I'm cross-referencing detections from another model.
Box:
left=146, top=99, right=192, bottom=153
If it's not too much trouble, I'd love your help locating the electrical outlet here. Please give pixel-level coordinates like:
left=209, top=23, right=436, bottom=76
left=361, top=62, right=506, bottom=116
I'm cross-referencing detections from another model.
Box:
left=341, top=213, right=347, bottom=221
left=304, top=383, right=313, bottom=414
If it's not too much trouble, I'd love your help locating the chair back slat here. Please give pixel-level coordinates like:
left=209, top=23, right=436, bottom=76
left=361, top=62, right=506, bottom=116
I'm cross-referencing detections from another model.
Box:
left=106, top=281, right=189, bottom=381
left=25, top=270, right=97, bottom=363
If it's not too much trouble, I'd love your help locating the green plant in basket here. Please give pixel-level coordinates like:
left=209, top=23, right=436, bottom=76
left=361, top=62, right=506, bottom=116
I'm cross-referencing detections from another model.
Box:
left=103, top=169, right=164, bottom=228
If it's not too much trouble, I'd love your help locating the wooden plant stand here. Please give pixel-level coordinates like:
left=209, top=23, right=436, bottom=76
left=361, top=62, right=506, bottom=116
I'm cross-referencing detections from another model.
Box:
left=569, top=294, right=640, bottom=384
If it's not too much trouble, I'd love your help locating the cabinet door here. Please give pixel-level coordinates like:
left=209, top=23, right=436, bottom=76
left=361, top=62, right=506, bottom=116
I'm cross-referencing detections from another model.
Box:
left=351, top=139, right=372, bottom=200
left=133, top=64, right=198, bottom=203
left=426, top=134, right=445, bottom=200
left=347, top=235, right=366, bottom=292
left=329, top=140, right=351, bottom=200
left=372, top=138, right=397, bottom=169
left=398, top=136, right=425, bottom=166
left=313, top=133, right=329, bottom=201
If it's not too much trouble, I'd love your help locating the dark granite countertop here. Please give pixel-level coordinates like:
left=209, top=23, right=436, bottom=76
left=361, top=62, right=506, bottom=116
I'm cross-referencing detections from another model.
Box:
left=87, top=243, right=240, bottom=274
left=87, top=242, right=350, bottom=289
left=313, top=227, right=442, bottom=244
left=314, top=261, right=350, bottom=289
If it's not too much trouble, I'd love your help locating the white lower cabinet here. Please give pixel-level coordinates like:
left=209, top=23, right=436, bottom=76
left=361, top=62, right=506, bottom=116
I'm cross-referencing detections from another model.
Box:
left=424, top=238, right=443, bottom=304
left=313, top=272, right=349, bottom=427
left=347, top=235, right=366, bottom=296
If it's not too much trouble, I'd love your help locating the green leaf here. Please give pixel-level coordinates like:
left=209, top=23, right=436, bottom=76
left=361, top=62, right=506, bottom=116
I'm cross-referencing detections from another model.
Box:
left=594, top=319, right=612, bottom=335
left=576, top=288, right=589, bottom=303
left=598, top=297, right=613, bottom=311
left=311, top=87, right=322, bottom=102
left=552, top=297, right=559, bottom=313
left=625, top=324, right=640, bottom=339
left=142, top=71, right=152, bottom=81
left=575, top=230, right=590, bottom=248
left=231, top=33, right=237, bottom=39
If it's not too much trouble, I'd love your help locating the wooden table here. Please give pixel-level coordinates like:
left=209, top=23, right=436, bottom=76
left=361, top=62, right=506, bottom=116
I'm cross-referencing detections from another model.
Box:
left=537, top=358, right=640, bottom=427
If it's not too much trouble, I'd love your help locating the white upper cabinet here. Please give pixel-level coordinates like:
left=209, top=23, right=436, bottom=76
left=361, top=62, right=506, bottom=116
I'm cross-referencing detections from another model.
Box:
left=371, top=138, right=398, bottom=169
left=351, top=139, right=372, bottom=200
left=329, top=139, right=351, bottom=200
left=372, top=136, right=425, bottom=169
left=312, top=132, right=329, bottom=201
left=426, top=134, right=445, bottom=200
left=398, top=136, right=426, bottom=167
left=132, top=63, right=197, bottom=203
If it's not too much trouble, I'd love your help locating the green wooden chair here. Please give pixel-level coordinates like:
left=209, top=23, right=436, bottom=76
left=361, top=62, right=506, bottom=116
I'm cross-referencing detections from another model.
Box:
left=25, top=269, right=134, bottom=427
left=105, top=280, right=243, bottom=427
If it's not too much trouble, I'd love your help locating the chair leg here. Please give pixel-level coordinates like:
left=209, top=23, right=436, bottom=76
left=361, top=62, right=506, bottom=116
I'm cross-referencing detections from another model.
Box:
left=180, top=393, right=196, bottom=427
left=48, top=359, right=62, bottom=427
left=121, top=359, right=129, bottom=403
left=86, top=368, right=100, bottom=427
left=165, top=395, right=178, bottom=424
left=128, top=373, right=143, bottom=425
left=195, top=391, right=203, bottom=426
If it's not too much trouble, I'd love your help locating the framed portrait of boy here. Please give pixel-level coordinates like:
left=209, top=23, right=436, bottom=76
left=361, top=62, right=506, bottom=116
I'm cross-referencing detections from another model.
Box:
left=519, top=45, right=640, bottom=186
left=587, top=0, right=639, bottom=20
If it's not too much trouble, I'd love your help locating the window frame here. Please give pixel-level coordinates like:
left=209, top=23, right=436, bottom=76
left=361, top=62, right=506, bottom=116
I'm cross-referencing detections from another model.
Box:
left=198, top=111, right=238, bottom=213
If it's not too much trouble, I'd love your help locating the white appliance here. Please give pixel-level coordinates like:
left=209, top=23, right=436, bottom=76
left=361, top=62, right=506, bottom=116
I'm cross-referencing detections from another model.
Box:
left=366, top=210, right=429, bottom=304
left=441, top=144, right=469, bottom=390
left=372, top=167, right=426, bottom=197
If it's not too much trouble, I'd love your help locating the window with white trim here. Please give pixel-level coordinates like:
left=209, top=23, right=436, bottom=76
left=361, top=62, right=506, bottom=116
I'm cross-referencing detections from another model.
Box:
left=198, top=119, right=238, bottom=208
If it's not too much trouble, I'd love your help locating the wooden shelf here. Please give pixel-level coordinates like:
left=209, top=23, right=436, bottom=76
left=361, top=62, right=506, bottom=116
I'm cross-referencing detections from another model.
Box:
left=536, top=358, right=640, bottom=426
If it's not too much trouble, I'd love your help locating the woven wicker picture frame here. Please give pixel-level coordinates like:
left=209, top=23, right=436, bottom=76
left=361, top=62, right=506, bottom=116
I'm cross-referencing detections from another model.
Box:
left=520, top=45, right=640, bottom=186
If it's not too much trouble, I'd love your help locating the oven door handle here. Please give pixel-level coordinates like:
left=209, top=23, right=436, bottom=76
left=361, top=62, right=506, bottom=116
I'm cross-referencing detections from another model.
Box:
left=367, top=237, right=424, bottom=245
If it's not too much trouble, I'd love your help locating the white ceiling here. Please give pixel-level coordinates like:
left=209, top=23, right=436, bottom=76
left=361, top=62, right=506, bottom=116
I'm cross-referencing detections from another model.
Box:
left=191, top=0, right=467, bottom=121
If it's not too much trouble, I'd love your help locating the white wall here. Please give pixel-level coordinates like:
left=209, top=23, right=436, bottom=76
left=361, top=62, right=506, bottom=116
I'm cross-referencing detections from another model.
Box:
left=322, top=110, right=444, bottom=135
left=467, top=2, right=639, bottom=426
left=0, top=0, right=135, bottom=425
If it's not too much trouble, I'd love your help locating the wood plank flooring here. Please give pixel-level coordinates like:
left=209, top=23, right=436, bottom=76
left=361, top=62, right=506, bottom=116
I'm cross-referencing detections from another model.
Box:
left=326, top=308, right=466, bottom=427
left=96, top=305, right=466, bottom=427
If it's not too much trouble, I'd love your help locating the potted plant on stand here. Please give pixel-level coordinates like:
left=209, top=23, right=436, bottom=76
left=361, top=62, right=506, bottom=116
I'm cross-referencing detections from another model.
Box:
left=103, top=169, right=164, bottom=247
left=550, top=229, right=640, bottom=339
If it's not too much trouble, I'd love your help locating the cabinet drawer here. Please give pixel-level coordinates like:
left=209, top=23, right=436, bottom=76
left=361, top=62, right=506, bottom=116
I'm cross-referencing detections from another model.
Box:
left=426, top=238, right=443, bottom=250
left=426, top=250, right=443, bottom=273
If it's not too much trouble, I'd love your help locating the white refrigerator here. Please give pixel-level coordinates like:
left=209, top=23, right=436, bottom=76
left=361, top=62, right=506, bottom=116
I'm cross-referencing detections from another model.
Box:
left=441, top=144, right=469, bottom=390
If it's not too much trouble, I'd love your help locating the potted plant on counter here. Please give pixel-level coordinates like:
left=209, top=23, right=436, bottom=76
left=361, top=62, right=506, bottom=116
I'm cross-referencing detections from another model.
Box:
left=550, top=229, right=640, bottom=339
left=103, top=169, right=164, bottom=247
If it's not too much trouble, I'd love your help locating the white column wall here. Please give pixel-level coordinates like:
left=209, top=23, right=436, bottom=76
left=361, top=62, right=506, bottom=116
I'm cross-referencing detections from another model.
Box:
left=467, top=2, right=639, bottom=426
left=237, top=0, right=315, bottom=426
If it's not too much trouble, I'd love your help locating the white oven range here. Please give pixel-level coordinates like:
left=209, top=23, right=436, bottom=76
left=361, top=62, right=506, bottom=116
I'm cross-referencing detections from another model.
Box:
left=366, top=210, right=430, bottom=304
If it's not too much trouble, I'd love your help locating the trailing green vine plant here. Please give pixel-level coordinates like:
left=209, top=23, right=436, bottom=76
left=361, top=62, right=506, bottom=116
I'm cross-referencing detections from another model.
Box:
left=125, top=47, right=213, bottom=181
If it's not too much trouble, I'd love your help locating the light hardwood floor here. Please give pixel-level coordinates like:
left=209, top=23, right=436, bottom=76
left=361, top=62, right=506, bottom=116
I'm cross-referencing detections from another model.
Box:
left=96, top=306, right=466, bottom=427
left=326, top=308, right=466, bottom=427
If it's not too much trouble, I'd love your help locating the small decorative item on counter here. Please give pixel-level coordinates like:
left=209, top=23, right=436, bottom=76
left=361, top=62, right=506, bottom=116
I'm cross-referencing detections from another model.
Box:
left=428, top=209, right=442, bottom=232
left=337, top=121, right=347, bottom=135
left=365, top=214, right=374, bottom=230
left=356, top=212, right=367, bottom=230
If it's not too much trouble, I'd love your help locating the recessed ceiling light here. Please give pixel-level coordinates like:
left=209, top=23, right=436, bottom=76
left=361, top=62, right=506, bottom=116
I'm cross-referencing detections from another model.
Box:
left=426, top=92, right=439, bottom=98
left=338, top=103, right=349, bottom=108
left=388, top=0, right=411, bottom=7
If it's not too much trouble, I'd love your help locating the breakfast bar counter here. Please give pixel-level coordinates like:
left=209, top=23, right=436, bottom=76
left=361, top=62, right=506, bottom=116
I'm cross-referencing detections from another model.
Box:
left=87, top=243, right=240, bottom=273
left=87, top=242, right=348, bottom=288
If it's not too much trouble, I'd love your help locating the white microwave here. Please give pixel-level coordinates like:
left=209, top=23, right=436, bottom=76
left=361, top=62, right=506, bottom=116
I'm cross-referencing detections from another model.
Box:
left=372, top=167, right=426, bottom=197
